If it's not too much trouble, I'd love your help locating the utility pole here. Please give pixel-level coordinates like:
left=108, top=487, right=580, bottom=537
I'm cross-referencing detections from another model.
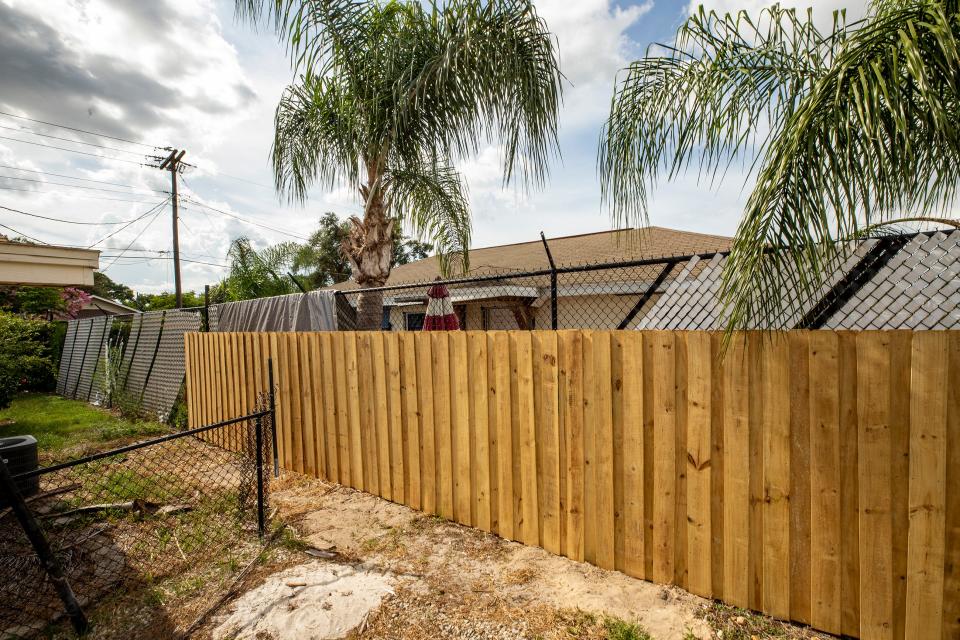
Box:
left=158, top=149, right=186, bottom=307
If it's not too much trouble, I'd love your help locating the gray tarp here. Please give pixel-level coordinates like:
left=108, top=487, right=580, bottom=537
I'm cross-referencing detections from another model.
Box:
left=210, top=290, right=339, bottom=332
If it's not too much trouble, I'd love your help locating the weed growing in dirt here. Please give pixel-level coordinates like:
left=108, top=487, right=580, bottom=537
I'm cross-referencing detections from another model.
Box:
left=604, top=617, right=651, bottom=640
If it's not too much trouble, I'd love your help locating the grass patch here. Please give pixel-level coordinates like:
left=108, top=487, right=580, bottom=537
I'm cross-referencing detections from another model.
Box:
left=604, top=618, right=651, bottom=640
left=0, top=393, right=169, bottom=461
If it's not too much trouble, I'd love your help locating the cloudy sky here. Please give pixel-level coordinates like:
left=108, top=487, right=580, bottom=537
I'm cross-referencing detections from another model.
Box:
left=0, top=0, right=869, bottom=294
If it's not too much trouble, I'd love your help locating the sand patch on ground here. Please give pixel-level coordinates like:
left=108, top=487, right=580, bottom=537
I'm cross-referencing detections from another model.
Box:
left=270, top=477, right=713, bottom=640
left=212, top=560, right=394, bottom=640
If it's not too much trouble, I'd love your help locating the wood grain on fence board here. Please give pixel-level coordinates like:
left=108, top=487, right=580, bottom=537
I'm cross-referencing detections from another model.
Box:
left=186, top=330, right=959, bottom=640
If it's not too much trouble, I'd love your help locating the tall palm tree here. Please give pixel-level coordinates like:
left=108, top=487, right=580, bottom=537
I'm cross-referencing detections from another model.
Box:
left=236, top=0, right=562, bottom=329
left=600, top=0, right=960, bottom=330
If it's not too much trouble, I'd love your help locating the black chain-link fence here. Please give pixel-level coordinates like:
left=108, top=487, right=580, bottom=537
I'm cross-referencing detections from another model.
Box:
left=334, top=230, right=960, bottom=332
left=0, top=409, right=273, bottom=639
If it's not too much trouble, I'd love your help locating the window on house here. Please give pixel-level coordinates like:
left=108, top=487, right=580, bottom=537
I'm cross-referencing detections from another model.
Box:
left=404, top=312, right=425, bottom=331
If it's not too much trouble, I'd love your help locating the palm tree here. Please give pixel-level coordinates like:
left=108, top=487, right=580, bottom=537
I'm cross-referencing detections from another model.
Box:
left=600, top=1, right=960, bottom=330
left=222, top=237, right=301, bottom=301
left=236, top=0, right=562, bottom=329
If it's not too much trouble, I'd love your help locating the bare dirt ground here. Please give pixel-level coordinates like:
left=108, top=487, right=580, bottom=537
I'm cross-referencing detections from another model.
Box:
left=196, top=473, right=835, bottom=640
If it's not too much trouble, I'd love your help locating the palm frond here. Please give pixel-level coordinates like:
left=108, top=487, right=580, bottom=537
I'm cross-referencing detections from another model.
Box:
left=272, top=74, right=367, bottom=202
left=393, top=0, right=563, bottom=189
left=386, top=158, right=472, bottom=276
left=599, top=4, right=847, bottom=228
left=721, top=0, right=960, bottom=330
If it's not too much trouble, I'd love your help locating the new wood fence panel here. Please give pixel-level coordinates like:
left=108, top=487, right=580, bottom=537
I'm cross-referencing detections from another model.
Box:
left=186, top=330, right=960, bottom=640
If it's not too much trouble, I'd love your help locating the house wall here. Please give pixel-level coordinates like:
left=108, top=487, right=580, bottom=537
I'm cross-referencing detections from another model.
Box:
left=386, top=293, right=662, bottom=331
left=0, top=242, right=99, bottom=286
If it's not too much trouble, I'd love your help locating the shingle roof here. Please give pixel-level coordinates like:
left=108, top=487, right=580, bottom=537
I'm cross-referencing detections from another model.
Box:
left=635, top=230, right=960, bottom=330
left=330, top=226, right=732, bottom=290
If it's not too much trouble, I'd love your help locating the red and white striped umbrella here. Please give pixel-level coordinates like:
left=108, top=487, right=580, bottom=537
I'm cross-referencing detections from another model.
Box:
left=422, top=283, right=460, bottom=331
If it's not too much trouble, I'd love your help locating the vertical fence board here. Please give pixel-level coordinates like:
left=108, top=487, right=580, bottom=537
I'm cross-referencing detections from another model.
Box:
left=904, top=332, right=948, bottom=640
left=762, top=337, right=791, bottom=620
left=537, top=331, right=561, bottom=555
left=559, top=331, right=584, bottom=562
left=651, top=331, right=676, bottom=584
left=432, top=333, right=454, bottom=519
left=344, top=333, right=364, bottom=491
left=808, top=332, right=842, bottom=634
left=298, top=334, right=317, bottom=477
left=468, top=332, right=492, bottom=532
left=594, top=332, right=615, bottom=570
left=399, top=333, right=420, bottom=509
left=450, top=332, right=471, bottom=525
left=889, top=332, right=912, bottom=640
left=386, top=333, right=405, bottom=505
left=789, top=332, right=811, bottom=624
left=416, top=333, right=437, bottom=515
left=723, top=334, right=750, bottom=608
left=319, top=333, right=339, bottom=483
left=371, top=332, right=391, bottom=500
left=514, top=332, right=539, bottom=547
left=621, top=333, right=644, bottom=579
left=858, top=332, right=894, bottom=640
left=674, top=334, right=688, bottom=590
left=611, top=333, right=626, bottom=573
left=686, top=332, right=712, bottom=597
left=492, top=332, right=514, bottom=540
left=748, top=334, right=765, bottom=611
left=306, top=334, right=325, bottom=478
left=582, top=331, right=598, bottom=564
left=837, top=331, right=861, bottom=636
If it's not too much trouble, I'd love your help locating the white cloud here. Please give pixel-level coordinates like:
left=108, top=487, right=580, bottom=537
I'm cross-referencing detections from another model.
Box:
left=536, top=0, right=653, bottom=129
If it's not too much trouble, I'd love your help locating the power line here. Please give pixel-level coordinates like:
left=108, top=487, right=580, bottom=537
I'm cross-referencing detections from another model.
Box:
left=85, top=199, right=170, bottom=249
left=100, top=255, right=227, bottom=268
left=0, top=135, right=149, bottom=165
left=0, top=109, right=164, bottom=151
left=180, top=200, right=309, bottom=241
left=100, top=207, right=166, bottom=272
left=0, top=173, right=166, bottom=196
left=0, top=203, right=168, bottom=226
left=0, top=123, right=148, bottom=156
left=0, top=184, right=164, bottom=203
left=0, top=164, right=157, bottom=189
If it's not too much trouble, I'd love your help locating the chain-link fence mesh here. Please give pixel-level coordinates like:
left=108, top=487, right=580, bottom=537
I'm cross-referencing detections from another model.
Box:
left=0, top=410, right=272, bottom=639
left=334, top=230, right=960, bottom=332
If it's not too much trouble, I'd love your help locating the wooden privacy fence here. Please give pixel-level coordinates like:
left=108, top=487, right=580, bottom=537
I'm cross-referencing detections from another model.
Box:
left=184, top=330, right=959, bottom=640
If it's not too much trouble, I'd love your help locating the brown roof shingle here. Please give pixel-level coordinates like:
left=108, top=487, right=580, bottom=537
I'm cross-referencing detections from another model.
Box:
left=331, top=226, right=732, bottom=289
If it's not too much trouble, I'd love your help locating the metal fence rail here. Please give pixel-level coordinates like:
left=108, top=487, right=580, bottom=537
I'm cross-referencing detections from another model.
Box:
left=334, top=230, right=959, bottom=332
left=0, top=409, right=273, bottom=639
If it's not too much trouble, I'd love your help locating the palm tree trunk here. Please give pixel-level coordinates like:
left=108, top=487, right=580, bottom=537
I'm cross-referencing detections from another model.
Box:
left=343, top=179, right=394, bottom=330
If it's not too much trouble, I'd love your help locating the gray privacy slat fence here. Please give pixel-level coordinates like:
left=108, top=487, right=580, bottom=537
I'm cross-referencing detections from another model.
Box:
left=55, top=309, right=202, bottom=420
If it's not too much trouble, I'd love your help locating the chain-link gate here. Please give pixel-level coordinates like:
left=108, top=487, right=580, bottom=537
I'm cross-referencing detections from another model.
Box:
left=0, top=406, right=273, bottom=639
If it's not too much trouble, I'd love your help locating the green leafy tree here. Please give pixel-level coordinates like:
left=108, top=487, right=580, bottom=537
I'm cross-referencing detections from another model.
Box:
left=130, top=291, right=205, bottom=312
left=221, top=237, right=300, bottom=301
left=600, top=1, right=960, bottom=331
left=293, top=212, right=435, bottom=288
left=235, top=0, right=562, bottom=328
left=0, top=312, right=56, bottom=408
left=92, top=272, right=135, bottom=305
left=293, top=212, right=353, bottom=288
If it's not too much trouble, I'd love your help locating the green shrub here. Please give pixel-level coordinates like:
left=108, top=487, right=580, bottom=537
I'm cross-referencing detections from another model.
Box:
left=0, top=312, right=57, bottom=409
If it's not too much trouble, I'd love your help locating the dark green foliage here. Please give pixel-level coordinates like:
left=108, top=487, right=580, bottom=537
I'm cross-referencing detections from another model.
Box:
left=92, top=272, right=135, bottom=305
left=292, top=212, right=353, bottom=288
left=292, top=211, right=435, bottom=288
left=0, top=312, right=57, bottom=409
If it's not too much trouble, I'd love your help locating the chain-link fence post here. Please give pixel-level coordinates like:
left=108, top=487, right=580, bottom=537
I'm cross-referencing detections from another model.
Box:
left=540, top=232, right=558, bottom=330
left=0, top=458, right=88, bottom=634
left=255, top=414, right=266, bottom=538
